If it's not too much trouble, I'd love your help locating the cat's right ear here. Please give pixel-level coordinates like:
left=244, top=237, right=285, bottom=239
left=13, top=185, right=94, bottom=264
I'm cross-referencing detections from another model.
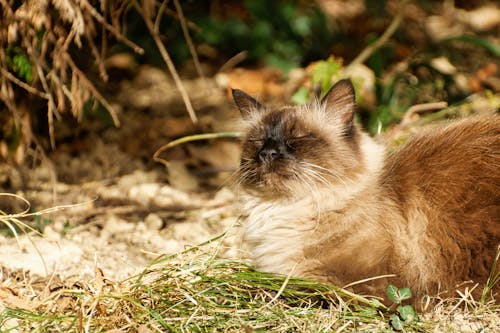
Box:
left=321, top=79, right=356, bottom=132
left=232, top=89, right=264, bottom=119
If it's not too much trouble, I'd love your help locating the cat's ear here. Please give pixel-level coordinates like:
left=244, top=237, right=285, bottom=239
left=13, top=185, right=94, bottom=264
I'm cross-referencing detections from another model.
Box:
left=321, top=79, right=356, bottom=132
left=232, top=89, right=265, bottom=119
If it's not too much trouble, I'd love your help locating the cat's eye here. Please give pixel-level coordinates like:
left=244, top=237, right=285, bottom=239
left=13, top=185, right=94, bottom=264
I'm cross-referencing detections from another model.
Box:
left=246, top=138, right=264, bottom=145
left=287, top=134, right=313, bottom=142
left=285, top=135, right=313, bottom=150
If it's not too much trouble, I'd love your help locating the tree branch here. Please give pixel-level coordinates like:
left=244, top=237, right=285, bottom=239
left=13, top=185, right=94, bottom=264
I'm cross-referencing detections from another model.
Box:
left=348, top=0, right=408, bottom=69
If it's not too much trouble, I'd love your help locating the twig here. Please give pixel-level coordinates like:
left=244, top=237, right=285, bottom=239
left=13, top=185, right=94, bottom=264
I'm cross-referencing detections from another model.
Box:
left=100, top=0, right=108, bottom=83
left=0, top=193, right=31, bottom=217
left=64, top=54, right=121, bottom=127
left=153, top=132, right=242, bottom=168
left=401, top=101, right=449, bottom=127
left=154, top=2, right=201, bottom=33
left=217, top=51, right=248, bottom=73
left=0, top=67, right=49, bottom=99
left=347, top=0, right=408, bottom=69
left=342, top=274, right=397, bottom=289
left=154, top=0, right=171, bottom=32
left=137, top=3, right=198, bottom=124
left=0, top=91, right=16, bottom=115
left=173, top=0, right=204, bottom=78
left=85, top=27, right=109, bottom=82
left=36, top=65, right=58, bottom=149
left=80, top=0, right=144, bottom=55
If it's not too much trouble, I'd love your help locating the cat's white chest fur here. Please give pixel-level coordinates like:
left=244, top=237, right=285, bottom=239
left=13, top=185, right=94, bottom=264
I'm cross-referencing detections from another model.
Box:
left=240, top=195, right=320, bottom=276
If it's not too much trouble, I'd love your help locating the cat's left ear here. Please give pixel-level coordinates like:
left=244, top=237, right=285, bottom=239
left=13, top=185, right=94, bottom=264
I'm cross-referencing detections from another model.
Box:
left=321, top=79, right=356, bottom=132
left=232, top=89, right=265, bottom=119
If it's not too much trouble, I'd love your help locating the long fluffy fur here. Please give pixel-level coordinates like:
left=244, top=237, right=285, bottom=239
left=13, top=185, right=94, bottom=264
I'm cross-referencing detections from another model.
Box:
left=233, top=84, right=500, bottom=304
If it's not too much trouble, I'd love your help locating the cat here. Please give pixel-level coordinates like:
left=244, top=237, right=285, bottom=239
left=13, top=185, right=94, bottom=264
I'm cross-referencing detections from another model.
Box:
left=232, top=79, right=500, bottom=305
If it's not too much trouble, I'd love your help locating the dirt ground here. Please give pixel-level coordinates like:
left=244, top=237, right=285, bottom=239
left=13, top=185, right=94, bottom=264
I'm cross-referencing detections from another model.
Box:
left=0, top=69, right=243, bottom=288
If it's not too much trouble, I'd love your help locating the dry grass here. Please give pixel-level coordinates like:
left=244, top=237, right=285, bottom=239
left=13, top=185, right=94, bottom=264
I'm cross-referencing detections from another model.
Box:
left=0, top=0, right=141, bottom=149
left=0, top=0, right=198, bottom=159
left=0, top=233, right=497, bottom=332
left=0, top=238, right=397, bottom=332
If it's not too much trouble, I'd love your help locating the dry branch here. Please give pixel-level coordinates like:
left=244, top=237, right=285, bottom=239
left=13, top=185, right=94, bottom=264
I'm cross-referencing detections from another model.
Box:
left=136, top=0, right=198, bottom=124
left=173, top=0, right=204, bottom=79
left=347, top=0, right=408, bottom=69
left=0, top=0, right=142, bottom=153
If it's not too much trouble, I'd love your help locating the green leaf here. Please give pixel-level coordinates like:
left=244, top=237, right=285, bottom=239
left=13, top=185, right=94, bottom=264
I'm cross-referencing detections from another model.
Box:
left=14, top=54, right=33, bottom=82
left=398, top=287, right=413, bottom=301
left=386, top=285, right=413, bottom=303
left=264, top=53, right=296, bottom=73
left=390, top=314, right=404, bottom=331
left=291, top=87, right=310, bottom=105
left=293, top=16, right=312, bottom=37
left=386, top=284, right=400, bottom=303
left=397, top=305, right=417, bottom=322
left=6, top=46, right=33, bottom=82
left=311, top=57, right=342, bottom=93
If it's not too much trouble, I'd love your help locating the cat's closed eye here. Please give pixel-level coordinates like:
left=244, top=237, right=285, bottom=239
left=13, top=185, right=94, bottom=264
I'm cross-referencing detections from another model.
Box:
left=286, top=135, right=313, bottom=142
left=285, top=134, right=316, bottom=148
left=246, top=138, right=264, bottom=145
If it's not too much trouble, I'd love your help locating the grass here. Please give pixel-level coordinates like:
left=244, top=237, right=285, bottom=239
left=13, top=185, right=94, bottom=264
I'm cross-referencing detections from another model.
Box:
left=0, top=236, right=410, bottom=332
left=1, top=235, right=498, bottom=332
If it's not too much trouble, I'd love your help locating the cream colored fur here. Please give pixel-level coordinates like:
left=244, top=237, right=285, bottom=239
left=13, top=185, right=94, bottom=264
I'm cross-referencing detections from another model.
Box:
left=240, top=131, right=386, bottom=278
left=233, top=82, right=500, bottom=303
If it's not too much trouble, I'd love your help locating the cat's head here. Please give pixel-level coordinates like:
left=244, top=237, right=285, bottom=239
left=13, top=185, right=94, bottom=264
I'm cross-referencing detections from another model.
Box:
left=233, top=79, right=367, bottom=200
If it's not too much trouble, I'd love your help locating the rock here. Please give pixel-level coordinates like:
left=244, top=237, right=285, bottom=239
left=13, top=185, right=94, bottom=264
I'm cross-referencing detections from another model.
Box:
left=425, top=15, right=464, bottom=42
left=167, top=161, right=199, bottom=192
left=466, top=5, right=500, bottom=32
left=153, top=185, right=194, bottom=207
left=144, top=213, right=163, bottom=230
left=102, top=215, right=134, bottom=235
left=129, top=183, right=161, bottom=206
left=343, top=63, right=376, bottom=107
left=430, top=57, right=456, bottom=75
left=118, top=170, right=160, bottom=193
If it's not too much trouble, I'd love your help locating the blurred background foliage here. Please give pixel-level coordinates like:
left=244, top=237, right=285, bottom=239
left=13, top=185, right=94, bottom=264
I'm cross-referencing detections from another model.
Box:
left=123, top=0, right=335, bottom=71
left=122, top=0, right=500, bottom=132
left=1, top=0, right=499, bottom=164
left=193, top=0, right=334, bottom=72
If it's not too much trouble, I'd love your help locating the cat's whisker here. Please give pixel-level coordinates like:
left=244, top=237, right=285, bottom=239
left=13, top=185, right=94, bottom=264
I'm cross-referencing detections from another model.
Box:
left=302, top=169, right=330, bottom=189
left=299, top=161, right=345, bottom=187
left=304, top=165, right=345, bottom=185
left=298, top=171, right=323, bottom=220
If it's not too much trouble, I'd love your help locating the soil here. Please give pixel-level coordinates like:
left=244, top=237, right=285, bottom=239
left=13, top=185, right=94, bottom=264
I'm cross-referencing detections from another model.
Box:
left=0, top=69, right=242, bottom=286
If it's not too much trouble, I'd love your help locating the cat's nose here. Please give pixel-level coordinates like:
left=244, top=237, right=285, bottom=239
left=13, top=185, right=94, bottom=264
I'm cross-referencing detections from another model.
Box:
left=258, top=147, right=279, bottom=163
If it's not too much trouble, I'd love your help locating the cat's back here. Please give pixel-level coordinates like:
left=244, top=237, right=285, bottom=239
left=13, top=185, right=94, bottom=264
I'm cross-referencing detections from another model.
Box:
left=384, top=114, right=499, bottom=210
left=382, top=114, right=499, bottom=291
